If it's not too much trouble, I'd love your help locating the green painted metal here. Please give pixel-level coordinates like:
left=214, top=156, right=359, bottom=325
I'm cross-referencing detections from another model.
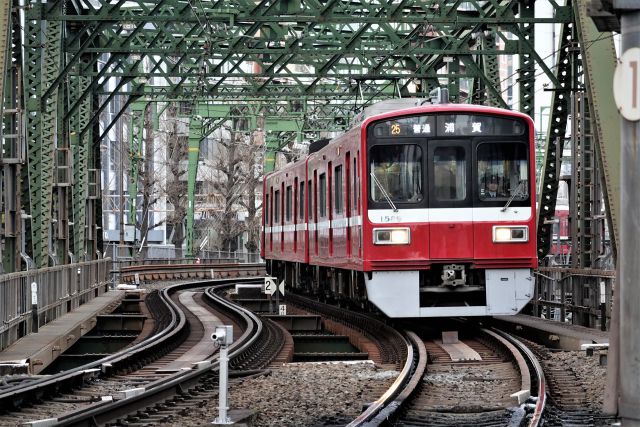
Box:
left=5, top=0, right=605, bottom=271
left=183, top=103, right=232, bottom=256
left=24, top=3, right=63, bottom=268
left=536, top=17, right=575, bottom=260
left=573, top=0, right=619, bottom=260
left=264, top=117, right=303, bottom=173
left=481, top=31, right=502, bottom=108
left=517, top=0, right=535, bottom=117
left=1, top=4, right=22, bottom=272
left=0, top=0, right=9, bottom=112
left=128, top=102, right=146, bottom=229
left=185, top=115, right=202, bottom=259
left=69, top=55, right=92, bottom=260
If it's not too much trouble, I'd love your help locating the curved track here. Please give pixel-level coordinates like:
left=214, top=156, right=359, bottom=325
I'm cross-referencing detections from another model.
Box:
left=0, top=277, right=273, bottom=426
left=346, top=322, right=546, bottom=427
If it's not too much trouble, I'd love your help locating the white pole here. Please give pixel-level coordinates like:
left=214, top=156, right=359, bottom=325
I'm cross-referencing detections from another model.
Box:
left=216, top=345, right=230, bottom=424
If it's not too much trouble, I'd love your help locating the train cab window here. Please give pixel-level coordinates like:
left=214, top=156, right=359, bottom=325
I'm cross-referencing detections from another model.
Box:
left=433, top=146, right=467, bottom=201
left=477, top=143, right=529, bottom=201
left=299, top=181, right=305, bottom=220
left=369, top=145, right=423, bottom=203
left=334, top=165, right=343, bottom=214
left=319, top=173, right=327, bottom=217
left=274, top=190, right=280, bottom=222
left=265, top=193, right=270, bottom=224
left=286, top=185, right=292, bottom=221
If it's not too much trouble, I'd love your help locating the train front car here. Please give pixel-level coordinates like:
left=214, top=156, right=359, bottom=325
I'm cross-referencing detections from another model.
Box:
left=362, top=104, right=537, bottom=317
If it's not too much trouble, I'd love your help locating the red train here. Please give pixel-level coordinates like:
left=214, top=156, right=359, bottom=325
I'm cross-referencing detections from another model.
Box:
left=262, top=99, right=537, bottom=317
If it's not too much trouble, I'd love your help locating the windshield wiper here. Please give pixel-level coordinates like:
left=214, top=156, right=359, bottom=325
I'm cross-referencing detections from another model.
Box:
left=370, top=171, right=398, bottom=212
left=501, top=181, right=526, bottom=212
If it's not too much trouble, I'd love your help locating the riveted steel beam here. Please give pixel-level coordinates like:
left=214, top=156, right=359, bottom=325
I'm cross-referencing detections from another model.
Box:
left=536, top=17, right=576, bottom=261
left=574, top=0, right=619, bottom=260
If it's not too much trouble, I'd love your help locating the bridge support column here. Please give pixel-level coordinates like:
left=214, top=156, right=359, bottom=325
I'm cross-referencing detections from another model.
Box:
left=617, top=6, right=640, bottom=426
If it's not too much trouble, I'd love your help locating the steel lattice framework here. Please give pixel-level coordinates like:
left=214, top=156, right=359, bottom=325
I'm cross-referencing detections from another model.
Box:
left=0, top=0, right=620, bottom=268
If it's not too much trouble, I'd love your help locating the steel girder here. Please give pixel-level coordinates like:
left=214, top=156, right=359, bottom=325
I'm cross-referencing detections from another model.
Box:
left=1, top=3, right=22, bottom=272
left=14, top=0, right=584, bottom=268
left=536, top=16, right=575, bottom=261
left=0, top=0, right=9, bottom=109
left=24, top=3, right=61, bottom=268
left=128, top=102, right=146, bottom=228
left=43, top=1, right=572, bottom=118
left=573, top=0, right=619, bottom=261
left=536, top=0, right=618, bottom=263
left=69, top=70, right=92, bottom=262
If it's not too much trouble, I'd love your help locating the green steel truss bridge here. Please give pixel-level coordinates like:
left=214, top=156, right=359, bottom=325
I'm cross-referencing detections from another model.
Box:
left=0, top=0, right=620, bottom=271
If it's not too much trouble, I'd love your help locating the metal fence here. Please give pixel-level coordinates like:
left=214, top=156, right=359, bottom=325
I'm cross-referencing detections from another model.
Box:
left=532, top=267, right=616, bottom=330
left=0, top=259, right=111, bottom=351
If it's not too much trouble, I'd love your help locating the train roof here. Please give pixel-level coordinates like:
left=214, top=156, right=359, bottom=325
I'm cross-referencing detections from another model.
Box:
left=351, top=98, right=430, bottom=126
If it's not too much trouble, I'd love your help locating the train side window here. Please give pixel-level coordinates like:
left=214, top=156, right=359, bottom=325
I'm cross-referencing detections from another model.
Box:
left=308, top=179, right=313, bottom=219
left=274, top=190, right=280, bottom=223
left=334, top=165, right=343, bottom=214
left=299, top=181, right=305, bottom=220
left=286, top=185, right=292, bottom=222
left=319, top=173, right=326, bottom=217
left=265, top=193, right=270, bottom=225
left=353, top=156, right=358, bottom=212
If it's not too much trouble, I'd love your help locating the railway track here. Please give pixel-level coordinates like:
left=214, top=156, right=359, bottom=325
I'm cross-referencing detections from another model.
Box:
left=517, top=338, right=616, bottom=426
left=0, top=259, right=609, bottom=425
left=0, top=277, right=277, bottom=426
left=341, top=321, right=545, bottom=427
left=120, top=262, right=264, bottom=283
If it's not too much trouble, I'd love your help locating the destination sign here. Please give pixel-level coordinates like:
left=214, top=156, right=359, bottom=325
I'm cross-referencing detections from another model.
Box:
left=372, top=114, right=525, bottom=138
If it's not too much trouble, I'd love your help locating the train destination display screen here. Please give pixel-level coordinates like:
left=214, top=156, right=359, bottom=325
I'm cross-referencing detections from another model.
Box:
left=373, top=114, right=526, bottom=138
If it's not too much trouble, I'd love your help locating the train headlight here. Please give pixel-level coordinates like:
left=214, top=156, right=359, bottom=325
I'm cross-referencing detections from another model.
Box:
left=493, top=226, right=528, bottom=243
left=373, top=227, right=410, bottom=245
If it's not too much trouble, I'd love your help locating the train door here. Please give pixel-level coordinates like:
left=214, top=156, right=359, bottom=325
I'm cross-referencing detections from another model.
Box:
left=427, top=141, right=474, bottom=259
left=314, top=170, right=319, bottom=256
left=293, top=178, right=298, bottom=254
left=280, top=182, right=285, bottom=253
left=269, top=186, right=274, bottom=253
left=328, top=162, right=333, bottom=257
left=345, top=152, right=352, bottom=259
left=355, top=151, right=362, bottom=259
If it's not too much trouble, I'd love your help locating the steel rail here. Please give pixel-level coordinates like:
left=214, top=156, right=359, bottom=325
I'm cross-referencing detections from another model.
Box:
left=0, top=277, right=259, bottom=411
left=348, top=330, right=427, bottom=426
left=55, top=280, right=265, bottom=426
left=489, top=327, right=547, bottom=426
left=119, top=262, right=265, bottom=282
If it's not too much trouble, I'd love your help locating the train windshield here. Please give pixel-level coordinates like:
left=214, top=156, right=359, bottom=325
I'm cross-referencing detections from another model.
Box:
left=370, top=145, right=423, bottom=203
left=477, top=142, right=529, bottom=201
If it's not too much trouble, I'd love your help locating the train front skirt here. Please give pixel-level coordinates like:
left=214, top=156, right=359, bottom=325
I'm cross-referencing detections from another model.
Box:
left=364, top=268, right=534, bottom=317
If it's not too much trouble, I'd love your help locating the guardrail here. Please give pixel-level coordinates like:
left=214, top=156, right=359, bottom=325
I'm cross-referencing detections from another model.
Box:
left=0, top=259, right=111, bottom=351
left=532, top=267, right=615, bottom=330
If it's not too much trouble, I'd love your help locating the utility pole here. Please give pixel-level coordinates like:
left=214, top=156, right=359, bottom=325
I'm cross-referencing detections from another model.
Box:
left=591, top=1, right=640, bottom=424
